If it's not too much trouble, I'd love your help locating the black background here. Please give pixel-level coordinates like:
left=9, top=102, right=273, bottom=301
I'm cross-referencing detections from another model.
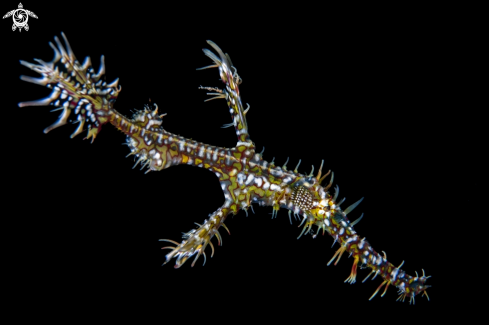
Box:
left=2, top=1, right=458, bottom=321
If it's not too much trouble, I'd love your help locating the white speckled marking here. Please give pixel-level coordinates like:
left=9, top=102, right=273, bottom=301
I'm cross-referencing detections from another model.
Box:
left=270, top=184, right=280, bottom=191
left=254, top=177, right=263, bottom=187
left=245, top=174, right=255, bottom=186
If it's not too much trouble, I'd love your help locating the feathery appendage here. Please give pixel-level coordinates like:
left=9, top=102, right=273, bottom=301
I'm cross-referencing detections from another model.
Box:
left=160, top=207, right=231, bottom=268
left=18, top=32, right=121, bottom=141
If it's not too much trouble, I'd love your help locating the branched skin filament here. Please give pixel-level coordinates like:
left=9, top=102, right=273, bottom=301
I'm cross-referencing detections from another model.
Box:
left=19, top=33, right=431, bottom=304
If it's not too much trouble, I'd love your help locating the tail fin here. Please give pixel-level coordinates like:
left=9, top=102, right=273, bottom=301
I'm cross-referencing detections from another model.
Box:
left=18, top=32, right=121, bottom=142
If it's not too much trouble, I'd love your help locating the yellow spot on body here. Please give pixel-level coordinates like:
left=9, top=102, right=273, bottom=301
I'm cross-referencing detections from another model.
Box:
left=233, top=162, right=242, bottom=171
left=195, top=158, right=202, bottom=165
left=265, top=189, right=275, bottom=198
left=228, top=180, right=238, bottom=201
left=182, top=155, right=189, bottom=163
left=251, top=166, right=262, bottom=176
left=220, top=172, right=229, bottom=180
